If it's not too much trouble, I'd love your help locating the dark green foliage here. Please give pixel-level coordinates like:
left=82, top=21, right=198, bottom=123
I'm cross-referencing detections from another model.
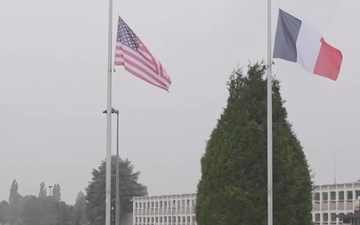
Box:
left=21, top=195, right=73, bottom=225
left=196, top=62, right=313, bottom=225
left=21, top=196, right=42, bottom=225
left=0, top=201, right=10, bottom=224
left=58, top=201, right=73, bottom=225
left=1, top=158, right=146, bottom=225
left=53, top=184, right=61, bottom=201
left=9, top=180, right=19, bottom=204
left=3, top=180, right=84, bottom=225
left=86, top=156, right=148, bottom=224
left=39, top=182, right=47, bottom=198
left=8, top=180, right=22, bottom=225
left=73, top=192, right=87, bottom=224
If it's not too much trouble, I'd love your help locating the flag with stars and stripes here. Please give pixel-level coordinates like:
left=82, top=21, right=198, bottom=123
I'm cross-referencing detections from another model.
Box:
left=114, top=17, right=172, bottom=91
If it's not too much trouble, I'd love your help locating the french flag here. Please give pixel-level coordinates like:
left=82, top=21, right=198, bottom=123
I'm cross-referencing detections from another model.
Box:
left=273, top=9, right=343, bottom=81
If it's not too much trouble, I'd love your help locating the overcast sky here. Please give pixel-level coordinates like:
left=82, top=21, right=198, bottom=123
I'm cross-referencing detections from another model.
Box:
left=1, top=0, right=359, bottom=205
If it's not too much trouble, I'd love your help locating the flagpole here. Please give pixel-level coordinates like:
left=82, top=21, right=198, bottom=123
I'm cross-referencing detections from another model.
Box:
left=116, top=110, right=120, bottom=225
left=106, top=0, right=113, bottom=225
left=267, top=2, right=273, bottom=225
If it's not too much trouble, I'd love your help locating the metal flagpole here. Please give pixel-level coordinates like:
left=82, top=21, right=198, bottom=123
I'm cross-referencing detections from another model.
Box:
left=106, top=0, right=113, bottom=224
left=267, top=2, right=273, bottom=225
left=116, top=111, right=120, bottom=225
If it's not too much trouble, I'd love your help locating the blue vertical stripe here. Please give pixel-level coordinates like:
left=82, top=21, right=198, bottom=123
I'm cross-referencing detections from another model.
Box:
left=273, top=9, right=302, bottom=62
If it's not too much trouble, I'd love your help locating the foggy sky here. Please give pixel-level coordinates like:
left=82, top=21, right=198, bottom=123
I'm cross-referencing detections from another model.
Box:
left=1, top=0, right=359, bottom=204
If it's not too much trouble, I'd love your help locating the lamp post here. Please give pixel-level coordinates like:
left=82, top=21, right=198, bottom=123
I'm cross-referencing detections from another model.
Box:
left=103, top=108, right=120, bottom=225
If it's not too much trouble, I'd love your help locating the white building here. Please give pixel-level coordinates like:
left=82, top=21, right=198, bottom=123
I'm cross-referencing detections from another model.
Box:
left=132, top=194, right=197, bottom=225
left=131, top=182, right=360, bottom=225
left=312, top=182, right=360, bottom=225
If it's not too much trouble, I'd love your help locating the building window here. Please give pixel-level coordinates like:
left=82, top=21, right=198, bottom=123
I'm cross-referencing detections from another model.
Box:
left=173, top=200, right=176, bottom=208
left=139, top=217, right=142, bottom=223
left=330, top=191, right=336, bottom=201
left=356, top=190, right=360, bottom=199
left=168, top=216, right=171, bottom=222
left=339, top=191, right=344, bottom=201
left=147, top=217, right=150, bottom=223
left=160, top=201, right=163, bottom=208
left=164, top=201, right=167, bottom=208
left=160, top=217, right=163, bottom=223
left=348, top=191, right=353, bottom=200
left=135, top=202, right=138, bottom=209
left=315, top=214, right=320, bottom=222
left=323, top=213, right=328, bottom=222
left=177, top=200, right=180, bottom=208
left=182, top=216, right=185, bottom=223
left=322, top=192, right=328, bottom=201
left=339, top=213, right=345, bottom=222
left=173, top=216, right=176, bottom=223
left=155, top=217, right=158, bottom=223
left=331, top=213, right=336, bottom=222
left=164, top=216, right=167, bottom=223
left=155, top=201, right=158, bottom=208
left=135, top=217, right=138, bottom=223
left=187, top=216, right=191, bottom=223
left=187, top=199, right=190, bottom=207
left=151, top=202, right=154, bottom=208
left=151, top=217, right=154, bottom=223
left=182, top=200, right=185, bottom=207
left=178, top=216, right=180, bottom=223
left=147, top=202, right=150, bottom=208
left=314, top=192, right=320, bottom=201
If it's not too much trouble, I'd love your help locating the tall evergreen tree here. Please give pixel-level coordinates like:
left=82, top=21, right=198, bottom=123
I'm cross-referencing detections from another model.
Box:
left=39, top=182, right=47, bottom=198
left=53, top=184, right=61, bottom=201
left=73, top=191, right=87, bottom=225
left=9, top=180, right=19, bottom=204
left=8, top=180, right=22, bottom=225
left=196, top=62, right=313, bottom=225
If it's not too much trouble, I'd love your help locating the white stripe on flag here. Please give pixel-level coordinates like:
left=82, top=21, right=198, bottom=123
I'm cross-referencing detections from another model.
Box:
left=115, top=45, right=171, bottom=87
left=296, top=22, right=322, bottom=73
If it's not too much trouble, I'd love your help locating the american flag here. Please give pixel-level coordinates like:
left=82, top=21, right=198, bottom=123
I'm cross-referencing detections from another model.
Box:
left=114, top=17, right=172, bottom=91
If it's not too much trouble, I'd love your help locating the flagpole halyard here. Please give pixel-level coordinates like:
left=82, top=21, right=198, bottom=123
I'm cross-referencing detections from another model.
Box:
left=267, top=1, right=273, bottom=225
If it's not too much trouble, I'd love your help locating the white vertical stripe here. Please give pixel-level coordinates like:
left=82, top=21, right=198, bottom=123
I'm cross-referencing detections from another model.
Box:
left=296, top=21, right=322, bottom=72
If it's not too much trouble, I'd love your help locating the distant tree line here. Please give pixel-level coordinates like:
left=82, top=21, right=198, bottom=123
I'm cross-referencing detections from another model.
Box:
left=0, top=156, right=147, bottom=225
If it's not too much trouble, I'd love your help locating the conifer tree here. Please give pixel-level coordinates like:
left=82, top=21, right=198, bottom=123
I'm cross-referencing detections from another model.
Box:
left=196, top=62, right=312, bottom=225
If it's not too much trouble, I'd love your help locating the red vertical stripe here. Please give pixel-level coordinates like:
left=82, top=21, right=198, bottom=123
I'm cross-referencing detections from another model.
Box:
left=314, top=38, right=343, bottom=81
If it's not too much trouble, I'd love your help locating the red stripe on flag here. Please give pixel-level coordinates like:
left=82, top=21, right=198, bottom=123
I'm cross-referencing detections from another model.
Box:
left=114, top=23, right=171, bottom=91
left=115, top=48, right=156, bottom=72
left=117, top=61, right=169, bottom=91
left=121, top=57, right=169, bottom=88
left=314, top=38, right=343, bottom=81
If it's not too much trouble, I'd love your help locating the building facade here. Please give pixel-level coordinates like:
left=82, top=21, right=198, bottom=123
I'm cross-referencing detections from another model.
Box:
left=312, top=182, right=360, bottom=225
left=131, top=182, right=360, bottom=225
left=132, top=194, right=197, bottom=225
